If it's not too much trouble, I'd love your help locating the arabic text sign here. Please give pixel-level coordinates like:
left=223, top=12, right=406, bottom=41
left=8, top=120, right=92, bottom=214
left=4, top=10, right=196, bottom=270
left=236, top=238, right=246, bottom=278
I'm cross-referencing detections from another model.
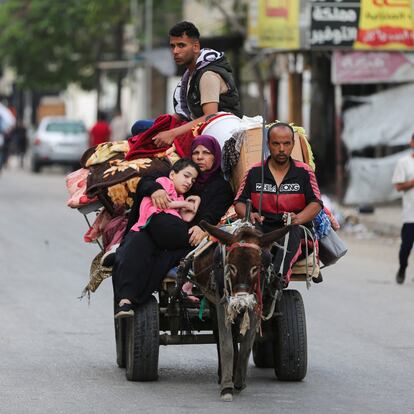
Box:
left=332, top=51, right=414, bottom=83
left=355, top=0, right=414, bottom=49
left=248, top=0, right=300, bottom=49
left=310, top=0, right=361, bottom=48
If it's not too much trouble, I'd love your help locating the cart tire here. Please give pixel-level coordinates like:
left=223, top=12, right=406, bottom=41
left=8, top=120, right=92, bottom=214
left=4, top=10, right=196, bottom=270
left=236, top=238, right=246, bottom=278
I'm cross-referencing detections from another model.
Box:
left=273, top=289, right=307, bottom=381
left=114, top=317, right=127, bottom=368
left=126, top=296, right=159, bottom=381
left=253, top=340, right=274, bottom=368
left=252, top=319, right=274, bottom=368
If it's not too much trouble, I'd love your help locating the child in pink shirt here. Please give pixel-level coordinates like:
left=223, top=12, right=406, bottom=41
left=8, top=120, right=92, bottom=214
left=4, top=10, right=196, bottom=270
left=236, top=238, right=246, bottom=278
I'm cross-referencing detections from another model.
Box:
left=101, top=159, right=200, bottom=267
left=131, top=158, right=201, bottom=250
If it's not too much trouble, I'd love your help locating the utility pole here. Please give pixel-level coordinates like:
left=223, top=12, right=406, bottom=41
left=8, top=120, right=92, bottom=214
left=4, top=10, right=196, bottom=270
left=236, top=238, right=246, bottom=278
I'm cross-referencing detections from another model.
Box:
left=334, top=84, right=343, bottom=202
left=145, top=0, right=153, bottom=118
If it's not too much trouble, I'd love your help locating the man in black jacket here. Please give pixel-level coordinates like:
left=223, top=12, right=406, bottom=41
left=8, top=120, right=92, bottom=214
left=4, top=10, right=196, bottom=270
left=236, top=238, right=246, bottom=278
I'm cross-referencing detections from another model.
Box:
left=153, top=21, right=242, bottom=148
left=234, top=123, right=323, bottom=284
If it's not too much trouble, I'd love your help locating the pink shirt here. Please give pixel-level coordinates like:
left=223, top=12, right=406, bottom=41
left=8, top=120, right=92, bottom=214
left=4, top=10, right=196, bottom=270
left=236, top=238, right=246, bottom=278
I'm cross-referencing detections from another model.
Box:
left=131, top=177, right=184, bottom=232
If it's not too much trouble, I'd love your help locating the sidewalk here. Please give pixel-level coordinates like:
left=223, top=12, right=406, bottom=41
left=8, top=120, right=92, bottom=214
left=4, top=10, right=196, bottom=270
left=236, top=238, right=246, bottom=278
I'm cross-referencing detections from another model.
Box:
left=341, top=203, right=402, bottom=238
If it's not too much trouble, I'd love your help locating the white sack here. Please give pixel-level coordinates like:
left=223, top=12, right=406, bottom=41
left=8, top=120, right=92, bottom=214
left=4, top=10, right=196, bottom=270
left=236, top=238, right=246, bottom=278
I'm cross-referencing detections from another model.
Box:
left=342, top=83, right=414, bottom=151
left=344, top=150, right=411, bottom=204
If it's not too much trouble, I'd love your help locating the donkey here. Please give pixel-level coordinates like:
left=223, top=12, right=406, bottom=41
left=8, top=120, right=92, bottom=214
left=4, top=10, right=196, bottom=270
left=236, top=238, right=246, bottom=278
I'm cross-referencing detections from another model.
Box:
left=194, top=219, right=290, bottom=401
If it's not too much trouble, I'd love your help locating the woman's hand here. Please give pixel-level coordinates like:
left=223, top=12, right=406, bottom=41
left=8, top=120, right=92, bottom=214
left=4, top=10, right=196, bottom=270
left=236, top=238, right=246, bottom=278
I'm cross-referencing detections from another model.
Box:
left=180, top=201, right=196, bottom=212
left=188, top=225, right=207, bottom=246
left=151, top=189, right=171, bottom=210
left=185, top=195, right=201, bottom=212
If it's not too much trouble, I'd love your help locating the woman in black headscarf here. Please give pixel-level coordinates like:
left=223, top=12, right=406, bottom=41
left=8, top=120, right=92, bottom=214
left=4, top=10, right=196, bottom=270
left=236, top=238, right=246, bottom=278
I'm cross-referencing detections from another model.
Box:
left=112, top=135, right=233, bottom=317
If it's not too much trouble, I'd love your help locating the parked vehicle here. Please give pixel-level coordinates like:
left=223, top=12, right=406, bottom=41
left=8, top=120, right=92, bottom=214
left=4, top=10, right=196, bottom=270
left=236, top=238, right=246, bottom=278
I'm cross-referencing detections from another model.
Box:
left=31, top=117, right=89, bottom=172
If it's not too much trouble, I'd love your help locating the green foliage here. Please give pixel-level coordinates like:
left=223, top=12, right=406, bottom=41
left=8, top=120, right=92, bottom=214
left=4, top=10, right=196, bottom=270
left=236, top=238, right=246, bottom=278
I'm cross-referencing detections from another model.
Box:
left=0, top=0, right=130, bottom=90
left=151, top=0, right=182, bottom=46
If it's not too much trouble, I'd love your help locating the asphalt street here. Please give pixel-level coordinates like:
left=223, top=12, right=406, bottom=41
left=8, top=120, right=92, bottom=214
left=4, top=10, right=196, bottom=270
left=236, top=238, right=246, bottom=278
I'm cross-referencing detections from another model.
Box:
left=0, top=165, right=413, bottom=414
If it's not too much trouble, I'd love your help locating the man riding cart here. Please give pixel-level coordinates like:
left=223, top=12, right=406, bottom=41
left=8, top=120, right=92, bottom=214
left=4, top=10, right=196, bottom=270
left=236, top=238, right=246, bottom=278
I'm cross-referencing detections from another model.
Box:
left=234, top=122, right=323, bottom=287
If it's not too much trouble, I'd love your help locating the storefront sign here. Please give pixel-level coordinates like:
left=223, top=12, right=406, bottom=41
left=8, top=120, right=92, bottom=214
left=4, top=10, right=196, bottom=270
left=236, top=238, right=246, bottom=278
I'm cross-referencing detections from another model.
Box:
left=332, top=50, right=414, bottom=83
left=248, top=0, right=300, bottom=49
left=354, top=0, right=414, bottom=50
left=310, top=0, right=361, bottom=48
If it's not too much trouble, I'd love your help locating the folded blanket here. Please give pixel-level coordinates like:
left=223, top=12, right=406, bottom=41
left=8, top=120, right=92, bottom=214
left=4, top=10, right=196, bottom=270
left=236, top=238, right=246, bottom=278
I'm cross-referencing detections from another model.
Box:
left=80, top=140, right=129, bottom=168
left=125, top=114, right=194, bottom=159
left=84, top=208, right=113, bottom=243
left=85, top=156, right=172, bottom=212
left=66, top=168, right=97, bottom=208
left=86, top=154, right=149, bottom=197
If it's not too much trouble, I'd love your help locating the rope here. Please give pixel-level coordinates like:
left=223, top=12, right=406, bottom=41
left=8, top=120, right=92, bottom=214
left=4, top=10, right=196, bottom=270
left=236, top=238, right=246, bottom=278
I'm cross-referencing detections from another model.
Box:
left=259, top=107, right=266, bottom=217
left=278, top=213, right=291, bottom=277
left=298, top=224, right=318, bottom=289
left=261, top=289, right=282, bottom=321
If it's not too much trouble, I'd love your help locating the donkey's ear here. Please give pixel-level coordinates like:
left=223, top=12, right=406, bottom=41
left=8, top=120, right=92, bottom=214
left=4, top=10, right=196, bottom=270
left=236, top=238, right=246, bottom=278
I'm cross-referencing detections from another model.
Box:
left=199, top=220, right=234, bottom=245
left=259, top=225, right=290, bottom=248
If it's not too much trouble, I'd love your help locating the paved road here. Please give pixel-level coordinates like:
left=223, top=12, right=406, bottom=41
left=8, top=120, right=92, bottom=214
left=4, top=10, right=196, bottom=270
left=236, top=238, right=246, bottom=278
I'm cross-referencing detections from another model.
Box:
left=0, top=167, right=413, bottom=414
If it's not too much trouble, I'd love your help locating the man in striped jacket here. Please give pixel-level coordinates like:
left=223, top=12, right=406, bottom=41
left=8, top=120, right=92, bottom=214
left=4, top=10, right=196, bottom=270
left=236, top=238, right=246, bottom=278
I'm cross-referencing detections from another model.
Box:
left=234, top=122, right=323, bottom=285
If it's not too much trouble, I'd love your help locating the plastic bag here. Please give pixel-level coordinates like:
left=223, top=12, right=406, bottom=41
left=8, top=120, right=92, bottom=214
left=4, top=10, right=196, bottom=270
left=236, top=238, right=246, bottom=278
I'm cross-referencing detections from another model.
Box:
left=318, top=227, right=347, bottom=266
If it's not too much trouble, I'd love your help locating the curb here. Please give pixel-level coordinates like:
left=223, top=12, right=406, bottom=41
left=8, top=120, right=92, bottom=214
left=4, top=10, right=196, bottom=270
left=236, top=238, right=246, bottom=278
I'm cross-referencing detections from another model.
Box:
left=357, top=216, right=400, bottom=238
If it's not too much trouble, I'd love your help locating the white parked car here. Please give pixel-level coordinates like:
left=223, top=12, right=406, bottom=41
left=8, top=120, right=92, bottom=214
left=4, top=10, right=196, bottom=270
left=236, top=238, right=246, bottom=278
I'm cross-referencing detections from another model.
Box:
left=31, top=117, right=89, bottom=173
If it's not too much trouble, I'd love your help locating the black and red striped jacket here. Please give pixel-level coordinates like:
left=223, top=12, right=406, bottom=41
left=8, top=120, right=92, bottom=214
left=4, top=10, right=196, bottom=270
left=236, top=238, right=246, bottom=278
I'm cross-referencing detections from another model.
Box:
left=235, top=157, right=323, bottom=233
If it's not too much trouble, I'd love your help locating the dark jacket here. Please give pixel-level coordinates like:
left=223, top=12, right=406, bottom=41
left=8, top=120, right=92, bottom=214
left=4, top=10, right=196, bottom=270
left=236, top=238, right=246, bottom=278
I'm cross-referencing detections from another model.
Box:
left=125, top=171, right=234, bottom=234
left=235, top=157, right=323, bottom=233
left=187, top=56, right=242, bottom=119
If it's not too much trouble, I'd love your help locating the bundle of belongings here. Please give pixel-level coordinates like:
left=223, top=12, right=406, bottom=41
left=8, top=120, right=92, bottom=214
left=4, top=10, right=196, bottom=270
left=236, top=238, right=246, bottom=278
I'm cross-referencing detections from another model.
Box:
left=65, top=112, right=340, bottom=298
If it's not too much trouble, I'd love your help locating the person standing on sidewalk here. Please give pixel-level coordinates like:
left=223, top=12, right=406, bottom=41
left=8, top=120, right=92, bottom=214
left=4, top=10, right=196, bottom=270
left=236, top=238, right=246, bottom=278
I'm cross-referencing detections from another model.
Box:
left=392, top=133, right=414, bottom=284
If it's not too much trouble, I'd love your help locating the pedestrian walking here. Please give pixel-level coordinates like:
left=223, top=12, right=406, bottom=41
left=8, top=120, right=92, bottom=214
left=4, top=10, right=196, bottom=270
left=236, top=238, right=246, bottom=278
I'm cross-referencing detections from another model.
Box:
left=0, top=128, right=12, bottom=171
left=9, top=120, right=28, bottom=168
left=392, top=133, right=414, bottom=284
left=90, top=111, right=111, bottom=147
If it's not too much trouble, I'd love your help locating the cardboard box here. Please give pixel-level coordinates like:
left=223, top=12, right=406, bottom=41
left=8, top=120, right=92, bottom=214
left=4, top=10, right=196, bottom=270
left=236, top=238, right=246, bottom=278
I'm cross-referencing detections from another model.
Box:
left=231, top=127, right=263, bottom=192
left=231, top=128, right=306, bottom=192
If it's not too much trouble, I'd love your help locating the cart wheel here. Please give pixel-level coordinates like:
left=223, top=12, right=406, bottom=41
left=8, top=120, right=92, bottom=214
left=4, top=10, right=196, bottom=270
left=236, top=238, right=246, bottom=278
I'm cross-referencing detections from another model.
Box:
left=126, top=295, right=159, bottom=381
left=114, top=317, right=127, bottom=368
left=252, top=319, right=274, bottom=368
left=273, top=289, right=307, bottom=381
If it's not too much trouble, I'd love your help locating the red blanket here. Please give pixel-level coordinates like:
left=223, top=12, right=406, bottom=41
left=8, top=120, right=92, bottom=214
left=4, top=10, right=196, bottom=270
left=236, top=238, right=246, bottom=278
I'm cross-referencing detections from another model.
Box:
left=125, top=114, right=194, bottom=160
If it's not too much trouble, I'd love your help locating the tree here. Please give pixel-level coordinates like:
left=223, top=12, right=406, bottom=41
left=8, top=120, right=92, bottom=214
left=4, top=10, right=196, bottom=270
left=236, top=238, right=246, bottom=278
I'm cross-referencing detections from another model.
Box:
left=0, top=0, right=130, bottom=91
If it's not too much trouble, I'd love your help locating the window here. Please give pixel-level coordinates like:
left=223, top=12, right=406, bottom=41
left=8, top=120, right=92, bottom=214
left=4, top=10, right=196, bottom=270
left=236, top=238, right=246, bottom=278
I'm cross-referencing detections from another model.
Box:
left=46, top=122, right=86, bottom=134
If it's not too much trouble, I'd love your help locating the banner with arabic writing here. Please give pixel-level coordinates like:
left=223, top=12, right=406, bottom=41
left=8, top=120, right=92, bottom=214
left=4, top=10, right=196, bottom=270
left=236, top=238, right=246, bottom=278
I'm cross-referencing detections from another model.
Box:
left=248, top=0, right=300, bottom=49
left=310, top=0, right=361, bottom=49
left=354, top=0, right=414, bottom=49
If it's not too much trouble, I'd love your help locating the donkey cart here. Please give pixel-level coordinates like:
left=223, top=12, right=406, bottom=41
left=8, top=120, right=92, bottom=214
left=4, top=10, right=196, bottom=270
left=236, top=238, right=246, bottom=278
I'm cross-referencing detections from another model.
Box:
left=114, top=219, right=316, bottom=386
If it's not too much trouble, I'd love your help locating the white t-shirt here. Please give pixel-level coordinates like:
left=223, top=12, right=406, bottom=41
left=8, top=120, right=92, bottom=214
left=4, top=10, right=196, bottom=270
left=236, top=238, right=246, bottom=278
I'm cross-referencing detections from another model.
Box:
left=392, top=153, right=414, bottom=223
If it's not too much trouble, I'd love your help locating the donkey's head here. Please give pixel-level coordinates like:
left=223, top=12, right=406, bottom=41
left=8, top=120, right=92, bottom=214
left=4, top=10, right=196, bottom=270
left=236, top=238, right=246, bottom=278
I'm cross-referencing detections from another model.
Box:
left=200, top=220, right=290, bottom=297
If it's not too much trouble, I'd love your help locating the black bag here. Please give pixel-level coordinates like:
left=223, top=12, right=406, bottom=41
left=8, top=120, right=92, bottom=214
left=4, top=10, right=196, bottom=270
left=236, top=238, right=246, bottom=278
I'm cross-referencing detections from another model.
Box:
left=318, top=227, right=347, bottom=266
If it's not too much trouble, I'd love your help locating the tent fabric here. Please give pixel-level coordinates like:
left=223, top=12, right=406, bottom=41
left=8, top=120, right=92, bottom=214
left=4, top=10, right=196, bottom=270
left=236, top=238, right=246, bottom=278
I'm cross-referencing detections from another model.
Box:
left=344, top=150, right=411, bottom=204
left=342, top=83, right=414, bottom=151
